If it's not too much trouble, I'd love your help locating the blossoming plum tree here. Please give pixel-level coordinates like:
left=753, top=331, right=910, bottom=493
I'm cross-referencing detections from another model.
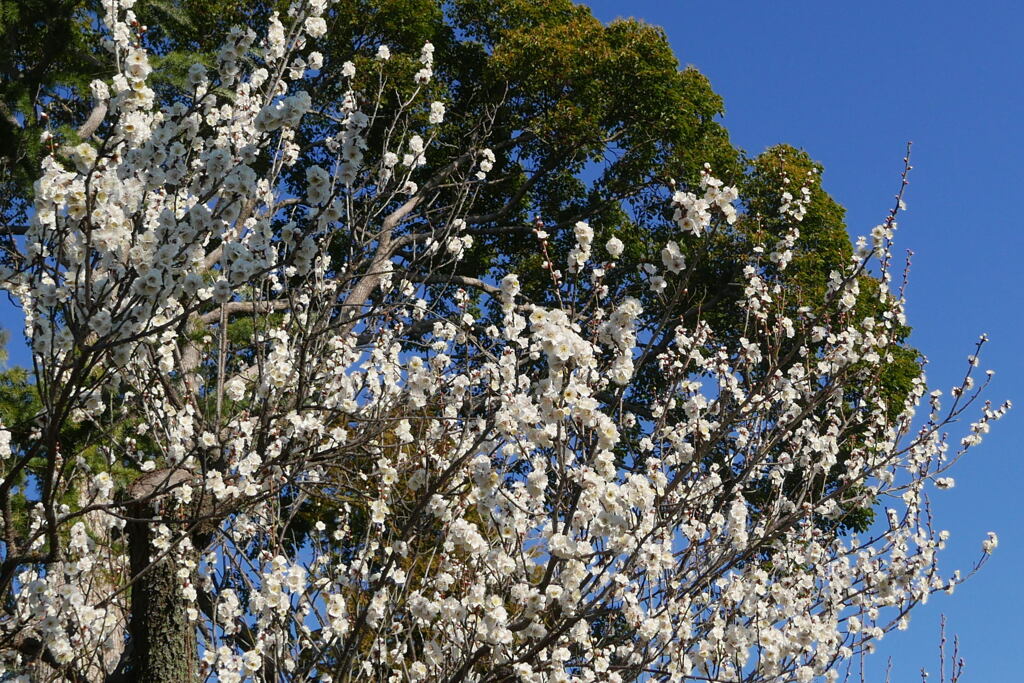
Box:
left=0, top=1, right=1007, bottom=682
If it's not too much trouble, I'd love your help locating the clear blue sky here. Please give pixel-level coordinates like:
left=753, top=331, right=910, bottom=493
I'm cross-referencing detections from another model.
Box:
left=583, top=0, right=1022, bottom=679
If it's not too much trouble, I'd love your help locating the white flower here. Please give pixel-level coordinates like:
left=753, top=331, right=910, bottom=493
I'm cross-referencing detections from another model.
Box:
left=661, top=240, right=686, bottom=274
left=306, top=165, right=331, bottom=205
left=376, top=45, right=391, bottom=60
left=420, top=42, right=434, bottom=65
left=225, top=376, right=246, bottom=402
left=429, top=101, right=446, bottom=124
left=499, top=274, right=520, bottom=297
left=606, top=236, right=624, bottom=258
left=72, top=142, right=97, bottom=172
left=124, top=50, right=151, bottom=81
left=242, top=650, right=262, bottom=673
left=982, top=531, right=998, bottom=553
left=212, top=279, right=233, bottom=303
left=477, top=148, right=495, bottom=179
left=305, top=16, right=328, bottom=38
left=89, top=310, right=112, bottom=337
left=573, top=221, right=593, bottom=246
left=409, top=662, right=428, bottom=681
left=341, top=61, right=356, bottom=78
left=89, top=79, right=110, bottom=101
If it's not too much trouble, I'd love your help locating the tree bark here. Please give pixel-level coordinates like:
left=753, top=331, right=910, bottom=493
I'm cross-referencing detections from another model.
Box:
left=117, top=471, right=198, bottom=682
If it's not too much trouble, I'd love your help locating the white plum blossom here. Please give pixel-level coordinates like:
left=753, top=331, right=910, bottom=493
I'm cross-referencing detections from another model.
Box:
left=304, top=16, right=327, bottom=39
left=661, top=239, right=685, bottom=273
left=429, top=101, right=446, bottom=124
left=672, top=167, right=738, bottom=235
left=567, top=221, right=594, bottom=270
left=476, top=148, right=495, bottom=179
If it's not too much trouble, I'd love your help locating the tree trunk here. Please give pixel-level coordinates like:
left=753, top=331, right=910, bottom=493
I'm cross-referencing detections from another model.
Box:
left=116, top=470, right=198, bottom=682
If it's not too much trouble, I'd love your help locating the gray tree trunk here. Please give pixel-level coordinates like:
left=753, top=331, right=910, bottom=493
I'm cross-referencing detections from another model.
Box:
left=113, top=469, right=199, bottom=682
left=123, top=517, right=197, bottom=682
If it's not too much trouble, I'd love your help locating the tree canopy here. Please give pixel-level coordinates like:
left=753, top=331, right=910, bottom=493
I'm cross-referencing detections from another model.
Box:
left=0, top=0, right=919, bottom=537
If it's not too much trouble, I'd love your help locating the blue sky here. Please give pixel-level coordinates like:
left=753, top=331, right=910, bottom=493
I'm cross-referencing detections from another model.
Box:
left=582, top=0, right=1022, bottom=679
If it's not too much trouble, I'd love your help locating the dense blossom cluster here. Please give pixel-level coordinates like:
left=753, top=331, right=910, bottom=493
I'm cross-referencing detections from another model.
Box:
left=0, top=1, right=1005, bottom=681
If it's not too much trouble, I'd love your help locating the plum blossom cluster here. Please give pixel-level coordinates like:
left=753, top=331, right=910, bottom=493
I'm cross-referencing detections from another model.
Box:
left=671, top=163, right=739, bottom=235
left=779, top=170, right=814, bottom=222
left=0, top=2, right=1005, bottom=681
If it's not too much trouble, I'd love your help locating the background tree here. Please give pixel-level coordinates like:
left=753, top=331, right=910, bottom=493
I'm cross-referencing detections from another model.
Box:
left=0, top=0, right=917, bottom=547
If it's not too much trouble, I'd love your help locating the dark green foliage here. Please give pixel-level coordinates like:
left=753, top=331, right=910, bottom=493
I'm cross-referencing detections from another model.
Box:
left=0, top=0, right=97, bottom=223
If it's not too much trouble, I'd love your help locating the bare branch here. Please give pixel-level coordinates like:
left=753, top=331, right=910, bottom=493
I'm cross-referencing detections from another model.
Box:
left=77, top=100, right=108, bottom=139
left=197, top=299, right=291, bottom=324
